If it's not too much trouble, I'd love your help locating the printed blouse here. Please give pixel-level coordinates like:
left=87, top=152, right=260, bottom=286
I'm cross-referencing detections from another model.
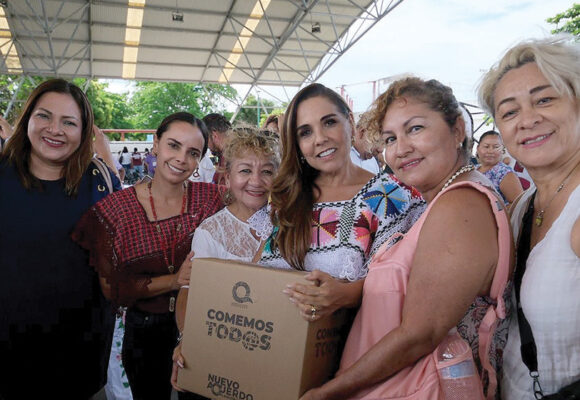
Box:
left=254, top=172, right=425, bottom=280
left=479, top=162, right=516, bottom=205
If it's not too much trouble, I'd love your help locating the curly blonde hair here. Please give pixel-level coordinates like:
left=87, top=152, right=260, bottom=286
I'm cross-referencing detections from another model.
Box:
left=220, top=125, right=280, bottom=204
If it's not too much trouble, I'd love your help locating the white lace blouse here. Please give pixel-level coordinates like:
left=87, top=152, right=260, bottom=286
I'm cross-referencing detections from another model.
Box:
left=191, top=207, right=261, bottom=261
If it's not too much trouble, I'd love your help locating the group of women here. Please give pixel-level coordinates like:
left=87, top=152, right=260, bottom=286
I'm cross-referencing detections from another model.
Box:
left=0, top=36, right=578, bottom=400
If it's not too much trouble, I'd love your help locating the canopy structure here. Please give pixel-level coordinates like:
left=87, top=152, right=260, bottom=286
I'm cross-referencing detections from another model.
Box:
left=0, top=0, right=403, bottom=84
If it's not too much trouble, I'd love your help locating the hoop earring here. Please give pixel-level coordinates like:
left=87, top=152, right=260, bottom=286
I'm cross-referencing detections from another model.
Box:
left=192, top=167, right=200, bottom=178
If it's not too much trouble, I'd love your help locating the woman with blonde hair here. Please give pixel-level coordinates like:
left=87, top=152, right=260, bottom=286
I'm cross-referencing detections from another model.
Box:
left=479, top=36, right=580, bottom=400
left=171, top=126, right=280, bottom=397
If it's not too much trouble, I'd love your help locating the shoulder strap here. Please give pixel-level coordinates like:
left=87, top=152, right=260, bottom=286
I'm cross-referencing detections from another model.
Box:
left=439, top=181, right=511, bottom=400
left=91, top=157, right=113, bottom=194
left=514, top=190, right=545, bottom=398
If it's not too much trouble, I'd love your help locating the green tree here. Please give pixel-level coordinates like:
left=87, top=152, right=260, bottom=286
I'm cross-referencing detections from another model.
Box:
left=236, top=94, right=277, bottom=126
left=0, top=75, right=44, bottom=123
left=547, top=3, right=580, bottom=37
left=129, top=81, right=237, bottom=129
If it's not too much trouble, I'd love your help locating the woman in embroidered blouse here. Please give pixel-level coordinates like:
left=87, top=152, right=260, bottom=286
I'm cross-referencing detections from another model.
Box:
left=0, top=79, right=121, bottom=400
left=257, top=83, right=425, bottom=322
left=479, top=37, right=580, bottom=400
left=476, top=130, right=523, bottom=206
left=171, top=125, right=280, bottom=395
left=73, top=112, right=223, bottom=400
left=300, top=77, right=514, bottom=400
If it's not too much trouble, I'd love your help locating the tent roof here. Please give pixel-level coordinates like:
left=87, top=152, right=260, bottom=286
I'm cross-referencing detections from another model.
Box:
left=0, top=0, right=403, bottom=88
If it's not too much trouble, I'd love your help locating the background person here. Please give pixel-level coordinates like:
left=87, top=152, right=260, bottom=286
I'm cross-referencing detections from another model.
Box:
left=476, top=130, right=524, bottom=207
left=131, top=147, right=144, bottom=178
left=350, top=111, right=380, bottom=174
left=0, top=79, right=121, bottom=400
left=262, top=113, right=281, bottom=135
left=171, top=126, right=280, bottom=397
left=73, top=112, right=223, bottom=400
left=256, top=83, right=425, bottom=322
left=301, top=77, right=513, bottom=400
left=120, top=145, right=132, bottom=176
left=479, top=36, right=580, bottom=400
left=144, top=147, right=157, bottom=177
left=0, top=115, right=12, bottom=152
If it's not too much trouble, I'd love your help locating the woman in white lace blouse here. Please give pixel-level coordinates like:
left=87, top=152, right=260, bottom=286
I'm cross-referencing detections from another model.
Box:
left=171, top=126, right=280, bottom=395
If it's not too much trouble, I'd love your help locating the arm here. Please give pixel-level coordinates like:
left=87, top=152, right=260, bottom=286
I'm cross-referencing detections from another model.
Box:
left=0, top=116, right=12, bottom=140
left=301, top=188, right=499, bottom=400
left=499, top=171, right=524, bottom=207
left=92, top=125, right=120, bottom=180
left=283, top=272, right=363, bottom=321
left=141, top=251, right=193, bottom=298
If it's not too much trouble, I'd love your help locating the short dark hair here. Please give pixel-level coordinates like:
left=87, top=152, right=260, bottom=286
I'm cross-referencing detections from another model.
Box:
left=156, top=112, right=210, bottom=158
left=202, top=113, right=231, bottom=134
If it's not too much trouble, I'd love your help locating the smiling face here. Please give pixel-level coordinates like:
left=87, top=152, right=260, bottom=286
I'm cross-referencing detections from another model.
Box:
left=295, top=95, right=354, bottom=177
left=381, top=97, right=464, bottom=200
left=27, top=91, right=83, bottom=176
left=226, top=150, right=276, bottom=221
left=477, top=134, right=503, bottom=167
left=493, top=62, right=580, bottom=171
left=153, top=120, right=204, bottom=185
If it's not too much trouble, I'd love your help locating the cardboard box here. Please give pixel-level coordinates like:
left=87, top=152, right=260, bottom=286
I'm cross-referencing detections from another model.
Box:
left=178, top=258, right=353, bottom=400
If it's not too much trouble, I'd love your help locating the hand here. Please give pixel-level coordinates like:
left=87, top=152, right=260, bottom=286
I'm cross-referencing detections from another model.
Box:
left=172, top=251, right=194, bottom=290
left=92, top=125, right=109, bottom=154
left=0, top=116, right=12, bottom=140
left=171, top=342, right=185, bottom=392
left=299, top=387, right=326, bottom=400
left=283, top=270, right=348, bottom=322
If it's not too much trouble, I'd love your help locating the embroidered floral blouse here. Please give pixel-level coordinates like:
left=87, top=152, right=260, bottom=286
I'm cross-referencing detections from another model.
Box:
left=253, top=172, right=425, bottom=280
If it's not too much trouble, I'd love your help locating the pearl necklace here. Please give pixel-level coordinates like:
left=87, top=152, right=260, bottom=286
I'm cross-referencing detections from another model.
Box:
left=440, top=165, right=475, bottom=192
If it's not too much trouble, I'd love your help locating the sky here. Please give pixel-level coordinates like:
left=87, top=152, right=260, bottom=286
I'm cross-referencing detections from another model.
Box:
left=107, top=0, right=574, bottom=113
left=312, top=0, right=574, bottom=112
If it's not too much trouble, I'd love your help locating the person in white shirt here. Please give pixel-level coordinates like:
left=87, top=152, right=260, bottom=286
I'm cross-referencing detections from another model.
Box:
left=171, top=125, right=280, bottom=393
left=350, top=111, right=380, bottom=174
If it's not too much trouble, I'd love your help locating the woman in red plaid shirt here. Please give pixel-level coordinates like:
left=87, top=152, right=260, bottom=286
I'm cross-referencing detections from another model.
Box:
left=73, top=112, right=223, bottom=400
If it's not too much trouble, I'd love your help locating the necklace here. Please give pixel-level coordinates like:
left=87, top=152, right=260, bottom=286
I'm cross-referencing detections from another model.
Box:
left=534, top=161, right=580, bottom=227
left=147, top=181, right=188, bottom=274
left=441, top=164, right=475, bottom=192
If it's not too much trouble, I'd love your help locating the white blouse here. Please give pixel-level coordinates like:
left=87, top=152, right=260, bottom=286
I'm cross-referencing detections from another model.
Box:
left=502, top=185, right=580, bottom=399
left=191, top=207, right=260, bottom=261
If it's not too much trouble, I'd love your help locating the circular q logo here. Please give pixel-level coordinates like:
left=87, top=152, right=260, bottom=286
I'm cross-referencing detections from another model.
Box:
left=232, top=281, right=253, bottom=304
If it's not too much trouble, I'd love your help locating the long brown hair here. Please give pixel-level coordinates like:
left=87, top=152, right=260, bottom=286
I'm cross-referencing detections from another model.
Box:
left=2, top=79, right=95, bottom=195
left=270, top=83, right=352, bottom=270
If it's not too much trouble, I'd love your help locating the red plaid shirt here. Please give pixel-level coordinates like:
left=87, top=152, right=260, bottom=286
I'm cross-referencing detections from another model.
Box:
left=73, top=182, right=223, bottom=313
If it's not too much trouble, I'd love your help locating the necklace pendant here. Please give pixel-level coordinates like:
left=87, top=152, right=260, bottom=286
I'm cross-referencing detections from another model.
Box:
left=176, top=223, right=181, bottom=232
left=168, top=265, right=175, bottom=273
left=156, top=225, right=161, bottom=233
left=169, top=296, right=176, bottom=312
left=535, top=211, right=544, bottom=227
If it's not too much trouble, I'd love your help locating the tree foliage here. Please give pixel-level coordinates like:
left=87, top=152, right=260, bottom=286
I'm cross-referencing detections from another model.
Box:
left=547, top=3, right=580, bottom=37
left=235, top=94, right=278, bottom=126
left=129, top=81, right=237, bottom=129
left=0, top=76, right=238, bottom=138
